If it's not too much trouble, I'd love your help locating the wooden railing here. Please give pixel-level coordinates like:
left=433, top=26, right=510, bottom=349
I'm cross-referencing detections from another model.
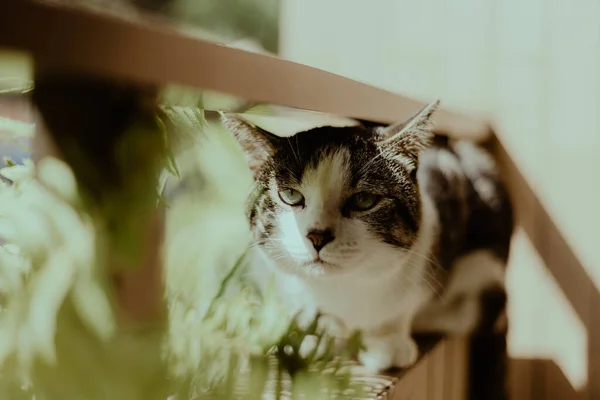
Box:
left=0, top=1, right=502, bottom=399
left=0, top=0, right=491, bottom=139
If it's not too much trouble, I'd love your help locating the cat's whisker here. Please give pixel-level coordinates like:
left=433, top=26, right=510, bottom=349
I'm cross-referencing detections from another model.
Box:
left=403, top=261, right=443, bottom=299
left=400, top=269, right=441, bottom=301
left=252, top=238, right=286, bottom=248
left=388, top=253, right=440, bottom=294
left=402, top=246, right=446, bottom=274
left=390, top=267, right=431, bottom=302
left=268, top=254, right=289, bottom=263
left=356, top=143, right=397, bottom=176
left=253, top=240, right=285, bottom=248
left=287, top=138, right=301, bottom=166
left=295, top=135, right=302, bottom=164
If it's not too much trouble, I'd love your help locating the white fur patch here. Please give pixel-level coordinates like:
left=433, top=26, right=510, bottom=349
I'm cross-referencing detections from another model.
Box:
left=299, top=149, right=351, bottom=231
left=435, top=147, right=464, bottom=179
left=452, top=140, right=501, bottom=210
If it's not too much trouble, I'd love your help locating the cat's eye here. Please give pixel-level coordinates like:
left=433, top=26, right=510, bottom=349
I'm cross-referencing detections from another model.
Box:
left=346, top=192, right=381, bottom=212
left=278, top=188, right=305, bottom=206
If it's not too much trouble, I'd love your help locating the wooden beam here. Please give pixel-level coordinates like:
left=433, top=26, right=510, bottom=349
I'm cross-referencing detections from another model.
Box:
left=0, top=0, right=489, bottom=141
left=31, top=74, right=165, bottom=325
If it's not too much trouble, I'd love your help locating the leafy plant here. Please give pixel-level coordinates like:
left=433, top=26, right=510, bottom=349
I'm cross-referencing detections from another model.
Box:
left=0, top=102, right=365, bottom=400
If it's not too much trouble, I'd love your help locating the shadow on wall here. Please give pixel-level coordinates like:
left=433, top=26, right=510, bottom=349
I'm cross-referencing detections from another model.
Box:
left=509, top=358, right=582, bottom=400
left=495, top=137, right=599, bottom=400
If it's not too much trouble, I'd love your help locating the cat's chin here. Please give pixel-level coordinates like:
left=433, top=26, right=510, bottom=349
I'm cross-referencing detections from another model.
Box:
left=267, top=257, right=342, bottom=280
left=289, top=259, right=334, bottom=278
left=264, top=251, right=359, bottom=279
left=303, top=259, right=335, bottom=268
left=293, top=259, right=364, bottom=280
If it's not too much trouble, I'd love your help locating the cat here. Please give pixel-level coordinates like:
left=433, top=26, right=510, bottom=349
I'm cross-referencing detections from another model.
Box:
left=221, top=101, right=513, bottom=373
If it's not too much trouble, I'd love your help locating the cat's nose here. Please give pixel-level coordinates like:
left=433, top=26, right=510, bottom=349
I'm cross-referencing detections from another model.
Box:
left=306, top=229, right=335, bottom=252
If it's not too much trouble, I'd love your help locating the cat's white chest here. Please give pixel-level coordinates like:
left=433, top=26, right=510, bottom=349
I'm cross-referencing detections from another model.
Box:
left=309, top=283, right=398, bottom=330
left=306, top=274, right=427, bottom=332
left=251, top=248, right=426, bottom=333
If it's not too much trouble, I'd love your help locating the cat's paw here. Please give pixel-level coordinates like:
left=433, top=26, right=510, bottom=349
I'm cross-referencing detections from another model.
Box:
left=358, top=340, right=395, bottom=373
left=358, top=336, right=419, bottom=373
left=392, top=337, right=419, bottom=368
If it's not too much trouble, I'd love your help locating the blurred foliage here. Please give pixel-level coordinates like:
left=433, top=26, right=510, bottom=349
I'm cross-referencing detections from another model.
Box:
left=165, top=0, right=280, bottom=53
left=0, top=100, right=365, bottom=399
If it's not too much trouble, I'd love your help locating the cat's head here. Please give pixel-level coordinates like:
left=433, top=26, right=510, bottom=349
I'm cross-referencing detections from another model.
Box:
left=223, top=101, right=439, bottom=279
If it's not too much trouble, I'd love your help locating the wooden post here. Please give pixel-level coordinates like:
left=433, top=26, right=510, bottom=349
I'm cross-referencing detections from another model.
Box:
left=32, top=73, right=165, bottom=326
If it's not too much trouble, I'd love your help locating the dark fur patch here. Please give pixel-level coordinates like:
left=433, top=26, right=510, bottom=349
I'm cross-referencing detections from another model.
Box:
left=419, top=140, right=514, bottom=268
left=459, top=170, right=514, bottom=262
left=416, top=139, right=513, bottom=400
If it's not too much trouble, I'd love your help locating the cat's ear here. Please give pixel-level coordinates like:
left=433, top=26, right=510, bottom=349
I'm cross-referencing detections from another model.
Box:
left=221, top=113, right=283, bottom=178
left=376, top=100, right=440, bottom=166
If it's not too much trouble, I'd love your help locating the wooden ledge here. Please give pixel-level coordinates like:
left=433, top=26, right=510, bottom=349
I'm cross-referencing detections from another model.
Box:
left=223, top=337, right=467, bottom=400
left=1, top=0, right=489, bottom=141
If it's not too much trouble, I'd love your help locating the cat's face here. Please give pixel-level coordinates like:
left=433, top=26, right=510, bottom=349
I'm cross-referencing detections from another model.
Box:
left=224, top=102, right=439, bottom=279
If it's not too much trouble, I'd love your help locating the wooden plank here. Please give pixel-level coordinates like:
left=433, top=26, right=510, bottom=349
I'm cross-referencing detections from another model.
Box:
left=445, top=338, right=468, bottom=400
left=206, top=340, right=455, bottom=399
left=589, top=292, right=600, bottom=400
left=427, top=341, right=446, bottom=400
left=508, top=359, right=534, bottom=400
left=0, top=0, right=489, bottom=140
left=387, top=337, right=467, bottom=400
left=543, top=359, right=587, bottom=400
left=443, top=339, right=456, bottom=400
left=393, top=357, right=429, bottom=400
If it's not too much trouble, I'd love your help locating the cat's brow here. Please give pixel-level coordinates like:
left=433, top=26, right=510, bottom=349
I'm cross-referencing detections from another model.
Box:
left=301, top=149, right=350, bottom=199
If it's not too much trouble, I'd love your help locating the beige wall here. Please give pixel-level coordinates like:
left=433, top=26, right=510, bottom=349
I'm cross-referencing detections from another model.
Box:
left=280, top=0, right=600, bottom=398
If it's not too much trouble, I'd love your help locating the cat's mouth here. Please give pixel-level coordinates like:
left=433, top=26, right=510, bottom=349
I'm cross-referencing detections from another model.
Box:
left=304, top=258, right=335, bottom=268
